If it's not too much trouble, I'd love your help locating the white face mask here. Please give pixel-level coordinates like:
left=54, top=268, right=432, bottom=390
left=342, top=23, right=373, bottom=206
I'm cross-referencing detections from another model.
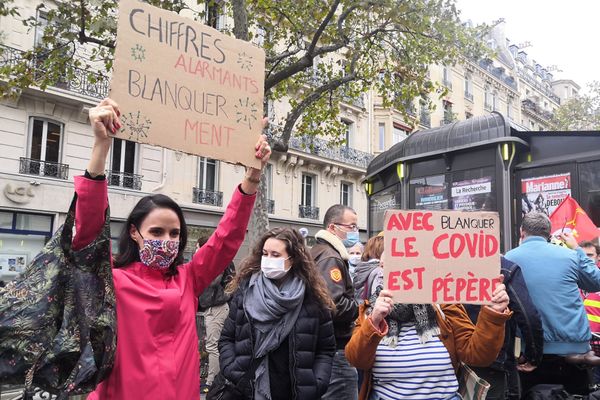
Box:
left=261, top=256, right=290, bottom=280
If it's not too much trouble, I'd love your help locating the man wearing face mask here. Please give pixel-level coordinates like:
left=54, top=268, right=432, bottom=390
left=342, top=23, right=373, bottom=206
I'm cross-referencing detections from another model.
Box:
left=311, top=204, right=360, bottom=400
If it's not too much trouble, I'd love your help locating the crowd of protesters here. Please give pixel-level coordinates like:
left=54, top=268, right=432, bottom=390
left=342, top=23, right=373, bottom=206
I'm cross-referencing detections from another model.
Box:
left=5, top=99, right=600, bottom=400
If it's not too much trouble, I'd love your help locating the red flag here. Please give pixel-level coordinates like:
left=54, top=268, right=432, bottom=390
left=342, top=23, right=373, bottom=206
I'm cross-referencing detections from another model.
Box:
left=549, top=195, right=599, bottom=242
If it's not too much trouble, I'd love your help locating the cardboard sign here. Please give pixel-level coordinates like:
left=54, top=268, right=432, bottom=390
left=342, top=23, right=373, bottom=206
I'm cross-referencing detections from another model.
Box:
left=110, top=0, right=265, bottom=168
left=383, top=210, right=501, bottom=304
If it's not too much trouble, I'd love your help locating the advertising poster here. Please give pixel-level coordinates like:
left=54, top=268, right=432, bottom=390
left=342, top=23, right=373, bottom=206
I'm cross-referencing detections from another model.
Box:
left=0, top=254, right=27, bottom=274
left=451, top=177, right=493, bottom=211
left=521, top=173, right=571, bottom=217
left=383, top=210, right=501, bottom=304
left=414, top=184, right=448, bottom=210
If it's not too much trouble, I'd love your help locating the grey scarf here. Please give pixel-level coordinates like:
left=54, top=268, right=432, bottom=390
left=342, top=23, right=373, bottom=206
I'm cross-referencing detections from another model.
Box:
left=368, top=285, right=440, bottom=346
left=244, top=272, right=305, bottom=400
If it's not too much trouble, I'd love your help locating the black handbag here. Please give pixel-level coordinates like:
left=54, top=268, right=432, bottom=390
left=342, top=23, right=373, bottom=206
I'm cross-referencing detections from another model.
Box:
left=0, top=194, right=116, bottom=400
left=207, top=356, right=265, bottom=400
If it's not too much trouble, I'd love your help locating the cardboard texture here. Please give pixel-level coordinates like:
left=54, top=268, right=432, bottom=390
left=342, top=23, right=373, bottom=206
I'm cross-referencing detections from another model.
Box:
left=110, top=0, right=265, bottom=168
left=383, top=210, right=501, bottom=304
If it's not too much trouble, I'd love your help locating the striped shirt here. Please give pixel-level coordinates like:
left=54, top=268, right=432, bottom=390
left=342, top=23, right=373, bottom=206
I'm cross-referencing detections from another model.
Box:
left=584, top=292, right=600, bottom=332
left=371, top=323, right=458, bottom=400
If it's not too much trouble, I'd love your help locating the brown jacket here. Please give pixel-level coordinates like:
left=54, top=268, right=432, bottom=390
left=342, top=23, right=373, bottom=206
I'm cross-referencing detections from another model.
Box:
left=345, top=303, right=512, bottom=400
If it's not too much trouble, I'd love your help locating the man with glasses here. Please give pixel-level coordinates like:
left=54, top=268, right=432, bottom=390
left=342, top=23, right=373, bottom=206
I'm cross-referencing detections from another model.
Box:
left=311, top=204, right=360, bottom=400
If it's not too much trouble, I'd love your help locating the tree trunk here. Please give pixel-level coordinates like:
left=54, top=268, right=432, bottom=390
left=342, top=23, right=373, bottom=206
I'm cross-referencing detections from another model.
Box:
left=232, top=0, right=270, bottom=247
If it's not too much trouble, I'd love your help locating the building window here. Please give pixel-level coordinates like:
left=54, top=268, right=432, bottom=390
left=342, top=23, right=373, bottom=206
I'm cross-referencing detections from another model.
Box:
left=342, top=119, right=354, bottom=148
left=340, top=182, right=353, bottom=207
left=108, top=138, right=141, bottom=189
left=443, top=100, right=454, bottom=124
left=198, top=157, right=219, bottom=191
left=442, top=67, right=452, bottom=89
left=34, top=11, right=48, bottom=48
left=464, top=73, right=473, bottom=101
left=29, top=118, right=62, bottom=165
left=484, top=86, right=493, bottom=110
left=22, top=117, right=67, bottom=179
left=301, top=174, right=315, bottom=207
left=378, top=123, right=386, bottom=151
left=507, top=98, right=513, bottom=120
left=205, top=1, right=226, bottom=30
left=392, top=124, right=409, bottom=144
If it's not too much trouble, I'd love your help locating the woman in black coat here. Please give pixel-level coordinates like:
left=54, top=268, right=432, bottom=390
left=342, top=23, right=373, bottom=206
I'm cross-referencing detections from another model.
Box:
left=218, top=228, right=336, bottom=400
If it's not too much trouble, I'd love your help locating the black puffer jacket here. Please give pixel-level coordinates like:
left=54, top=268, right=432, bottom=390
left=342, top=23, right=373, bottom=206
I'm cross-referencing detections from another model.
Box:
left=219, top=281, right=336, bottom=399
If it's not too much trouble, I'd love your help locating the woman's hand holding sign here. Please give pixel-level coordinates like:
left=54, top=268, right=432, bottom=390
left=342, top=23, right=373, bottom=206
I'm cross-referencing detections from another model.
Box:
left=370, top=290, right=394, bottom=330
left=88, top=98, right=122, bottom=177
left=241, top=117, right=271, bottom=195
left=485, top=274, right=509, bottom=314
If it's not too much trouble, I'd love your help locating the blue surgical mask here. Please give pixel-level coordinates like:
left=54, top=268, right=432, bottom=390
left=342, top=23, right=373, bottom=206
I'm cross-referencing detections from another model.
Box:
left=343, top=231, right=360, bottom=248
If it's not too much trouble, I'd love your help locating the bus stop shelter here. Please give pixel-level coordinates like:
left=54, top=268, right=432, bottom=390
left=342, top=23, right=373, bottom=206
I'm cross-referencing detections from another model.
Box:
left=364, top=112, right=600, bottom=251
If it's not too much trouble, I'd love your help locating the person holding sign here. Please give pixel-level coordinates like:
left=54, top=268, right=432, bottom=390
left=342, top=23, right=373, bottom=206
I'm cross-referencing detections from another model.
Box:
left=218, top=227, right=336, bottom=400
left=74, top=98, right=271, bottom=400
left=345, top=279, right=511, bottom=399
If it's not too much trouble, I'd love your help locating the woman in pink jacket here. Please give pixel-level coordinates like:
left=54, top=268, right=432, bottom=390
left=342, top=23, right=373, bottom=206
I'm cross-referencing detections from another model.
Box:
left=76, top=98, right=271, bottom=400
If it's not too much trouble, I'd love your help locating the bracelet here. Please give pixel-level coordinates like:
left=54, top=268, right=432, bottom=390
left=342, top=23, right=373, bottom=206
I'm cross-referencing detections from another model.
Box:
left=244, top=175, right=260, bottom=184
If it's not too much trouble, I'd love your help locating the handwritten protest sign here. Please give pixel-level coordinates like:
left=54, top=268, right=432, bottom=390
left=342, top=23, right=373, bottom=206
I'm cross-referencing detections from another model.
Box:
left=110, top=0, right=265, bottom=168
left=383, top=210, right=500, bottom=304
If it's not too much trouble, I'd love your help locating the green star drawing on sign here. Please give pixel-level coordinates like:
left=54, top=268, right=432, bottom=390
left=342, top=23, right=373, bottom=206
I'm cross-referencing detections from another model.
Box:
left=131, top=44, right=146, bottom=62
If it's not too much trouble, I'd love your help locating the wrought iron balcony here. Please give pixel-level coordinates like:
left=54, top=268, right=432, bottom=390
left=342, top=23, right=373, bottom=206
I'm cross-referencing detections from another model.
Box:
left=267, top=199, right=275, bottom=214
left=19, top=157, right=69, bottom=180
left=0, top=44, right=109, bottom=99
left=299, top=205, right=319, bottom=220
left=107, top=171, right=143, bottom=190
left=192, top=188, right=223, bottom=207
left=522, top=99, right=554, bottom=121
left=517, top=69, right=560, bottom=104
left=284, top=134, right=373, bottom=169
left=464, top=91, right=474, bottom=102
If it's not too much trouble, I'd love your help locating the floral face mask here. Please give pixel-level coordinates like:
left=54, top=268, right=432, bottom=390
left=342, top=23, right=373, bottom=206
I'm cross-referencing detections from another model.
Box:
left=138, top=239, right=180, bottom=270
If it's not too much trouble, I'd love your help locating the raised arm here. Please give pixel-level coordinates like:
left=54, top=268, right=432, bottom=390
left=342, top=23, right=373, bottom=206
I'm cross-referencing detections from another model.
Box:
left=186, top=130, right=271, bottom=296
left=72, top=98, right=121, bottom=250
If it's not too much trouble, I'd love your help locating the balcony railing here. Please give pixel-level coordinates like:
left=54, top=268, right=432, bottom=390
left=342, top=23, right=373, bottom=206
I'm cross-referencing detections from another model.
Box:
left=464, top=91, right=474, bottom=102
left=107, top=171, right=143, bottom=191
left=517, top=69, right=560, bottom=104
left=477, top=59, right=518, bottom=91
left=0, top=44, right=110, bottom=99
left=192, top=188, right=223, bottom=207
left=299, top=205, right=319, bottom=220
left=19, top=157, right=69, bottom=180
left=522, top=99, right=554, bottom=121
left=286, top=135, right=373, bottom=169
left=267, top=199, right=275, bottom=214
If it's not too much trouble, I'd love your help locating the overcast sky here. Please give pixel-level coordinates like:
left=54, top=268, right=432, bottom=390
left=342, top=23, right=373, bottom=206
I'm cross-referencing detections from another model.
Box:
left=454, top=0, right=598, bottom=90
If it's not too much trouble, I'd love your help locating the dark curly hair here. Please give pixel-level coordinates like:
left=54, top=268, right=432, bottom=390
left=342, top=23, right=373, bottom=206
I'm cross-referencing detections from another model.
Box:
left=227, top=227, right=335, bottom=311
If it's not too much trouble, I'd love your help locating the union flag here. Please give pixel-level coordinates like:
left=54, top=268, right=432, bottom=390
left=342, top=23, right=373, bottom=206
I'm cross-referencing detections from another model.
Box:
left=549, top=195, right=599, bottom=242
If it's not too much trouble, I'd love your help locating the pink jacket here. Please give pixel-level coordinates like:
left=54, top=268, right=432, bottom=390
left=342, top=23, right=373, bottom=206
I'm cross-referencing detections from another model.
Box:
left=72, top=176, right=255, bottom=400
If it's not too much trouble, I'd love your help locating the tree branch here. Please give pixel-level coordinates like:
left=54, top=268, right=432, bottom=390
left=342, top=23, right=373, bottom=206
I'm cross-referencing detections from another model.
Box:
left=77, top=0, right=115, bottom=48
left=274, top=73, right=358, bottom=151
left=307, top=0, right=341, bottom=54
